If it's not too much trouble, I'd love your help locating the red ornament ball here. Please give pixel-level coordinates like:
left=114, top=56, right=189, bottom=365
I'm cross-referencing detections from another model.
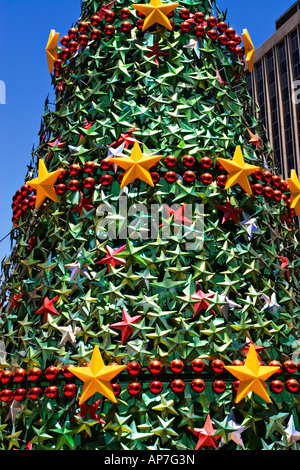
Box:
left=14, top=388, right=27, bottom=402
left=14, top=368, right=27, bottom=383
left=207, top=29, right=218, bottom=41
left=218, top=34, right=228, bottom=46
left=231, top=360, right=244, bottom=367
left=149, top=380, right=163, bottom=395
left=200, top=157, right=213, bottom=169
left=148, top=360, right=163, bottom=375
left=226, top=40, right=237, bottom=52
left=211, top=359, right=224, bottom=374
left=191, top=358, right=205, bottom=373
left=83, top=161, right=96, bottom=174
left=45, top=366, right=59, bottom=381
left=28, top=367, right=42, bottom=382
left=285, top=379, right=299, bottom=393
left=0, top=370, right=13, bottom=385
left=164, top=155, right=177, bottom=168
left=127, top=382, right=142, bottom=396
left=194, top=12, right=205, bottom=23
left=183, top=171, right=196, bottom=184
left=252, top=183, right=263, bottom=195
left=283, top=360, right=297, bottom=374
left=234, top=34, right=242, bottom=45
left=232, top=380, right=240, bottom=392
left=264, top=186, right=274, bottom=199
left=63, top=383, right=77, bottom=398
left=0, top=389, right=13, bottom=403
left=104, top=25, right=115, bottom=36
left=56, top=183, right=67, bottom=196
left=217, top=21, right=227, bottom=33
left=165, top=171, right=177, bottom=184
left=69, top=163, right=81, bottom=177
left=120, top=8, right=131, bottom=19
left=262, top=170, right=273, bottom=183
left=78, top=34, right=89, bottom=48
left=104, top=10, right=115, bottom=22
left=111, top=382, right=121, bottom=397
left=217, top=175, right=227, bottom=188
left=91, top=15, right=101, bottom=27
left=180, top=21, right=191, bottom=33
left=280, top=180, right=288, bottom=192
left=120, top=21, right=132, bottom=33
left=100, top=174, right=113, bottom=187
left=207, top=16, right=217, bottom=28
left=212, top=380, right=226, bottom=394
left=21, top=184, right=31, bottom=197
left=62, top=365, right=74, bottom=380
left=170, top=379, right=185, bottom=394
left=273, top=190, right=282, bottom=202
left=68, top=179, right=81, bottom=192
left=28, top=387, right=43, bottom=401
left=191, top=378, right=205, bottom=393
left=183, top=155, right=195, bottom=167
left=170, top=359, right=184, bottom=374
left=91, top=29, right=101, bottom=40
left=179, top=8, right=190, bottom=20
left=45, top=385, right=59, bottom=399
left=68, top=41, right=79, bottom=53
left=127, top=361, right=141, bottom=376
left=226, top=27, right=236, bottom=39
left=195, top=25, right=205, bottom=37
left=269, top=380, right=284, bottom=394
left=136, top=19, right=144, bottom=30
left=68, top=28, right=78, bottom=39
left=78, top=21, right=89, bottom=34
left=83, top=177, right=96, bottom=190
left=151, top=172, right=160, bottom=184
left=253, top=169, right=262, bottom=181
left=60, top=35, right=70, bottom=47
left=201, top=173, right=213, bottom=185
left=100, top=158, right=113, bottom=171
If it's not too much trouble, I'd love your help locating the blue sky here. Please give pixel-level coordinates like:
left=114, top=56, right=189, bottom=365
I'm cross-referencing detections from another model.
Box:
left=0, top=0, right=295, bottom=261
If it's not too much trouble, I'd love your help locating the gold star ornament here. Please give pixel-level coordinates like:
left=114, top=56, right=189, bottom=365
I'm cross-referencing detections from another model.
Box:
left=27, top=159, right=62, bottom=210
left=225, top=345, right=280, bottom=403
left=287, top=170, right=300, bottom=215
left=111, top=141, right=163, bottom=189
left=132, top=0, right=179, bottom=31
left=217, top=145, right=260, bottom=196
left=69, top=346, right=126, bottom=404
left=242, top=29, right=255, bottom=73
left=46, top=29, right=60, bottom=73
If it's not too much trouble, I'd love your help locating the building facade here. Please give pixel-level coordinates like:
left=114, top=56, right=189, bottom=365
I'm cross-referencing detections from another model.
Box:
left=247, top=1, right=300, bottom=179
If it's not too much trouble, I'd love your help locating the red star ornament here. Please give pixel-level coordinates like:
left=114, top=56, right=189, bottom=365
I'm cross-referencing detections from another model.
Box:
left=35, top=295, right=59, bottom=324
left=160, top=203, right=193, bottom=234
left=110, top=126, right=141, bottom=149
left=72, top=194, right=95, bottom=216
left=242, top=338, right=264, bottom=365
left=190, top=284, right=215, bottom=317
left=247, top=128, right=260, bottom=148
left=280, top=256, right=291, bottom=282
left=109, top=308, right=142, bottom=344
left=188, top=415, right=220, bottom=450
left=7, top=291, right=25, bottom=314
left=216, top=197, right=243, bottom=224
left=145, top=41, right=168, bottom=67
left=96, top=245, right=126, bottom=272
left=95, top=0, right=116, bottom=20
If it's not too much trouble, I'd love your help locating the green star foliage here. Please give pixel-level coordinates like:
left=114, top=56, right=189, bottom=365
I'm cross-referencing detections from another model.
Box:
left=0, top=0, right=300, bottom=451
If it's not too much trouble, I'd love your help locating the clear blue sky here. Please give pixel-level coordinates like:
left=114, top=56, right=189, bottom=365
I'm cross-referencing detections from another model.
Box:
left=0, top=0, right=295, bottom=261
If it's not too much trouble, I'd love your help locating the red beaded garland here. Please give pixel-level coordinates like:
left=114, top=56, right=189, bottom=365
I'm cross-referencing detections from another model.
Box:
left=28, top=387, right=43, bottom=400
left=211, top=359, right=224, bottom=374
left=45, top=366, right=59, bottom=381
left=100, top=174, right=113, bottom=187
left=63, top=383, right=77, bottom=398
left=212, top=379, right=226, bottom=394
left=285, top=379, right=299, bottom=393
left=149, top=380, right=163, bottom=395
left=191, top=378, right=205, bottom=393
left=283, top=360, right=297, bottom=374
left=14, top=388, right=27, bottom=402
left=14, top=368, right=27, bottom=383
left=183, top=155, right=195, bottom=167
left=170, top=379, right=185, bottom=394
left=165, top=171, right=177, bottom=183
left=127, top=382, right=142, bottom=396
left=127, top=361, right=141, bottom=376
left=201, top=173, right=213, bottom=185
left=111, top=382, right=121, bottom=397
left=170, top=359, right=184, bottom=374
left=164, top=155, right=177, bottom=168
left=68, top=179, right=81, bottom=191
left=148, top=360, right=163, bottom=375
left=0, top=389, right=14, bottom=403
left=28, top=367, right=42, bottom=382
left=269, top=380, right=284, bottom=394
left=45, top=386, right=59, bottom=399
left=0, top=370, right=13, bottom=385
left=183, top=171, right=196, bottom=184
left=191, top=358, right=205, bottom=373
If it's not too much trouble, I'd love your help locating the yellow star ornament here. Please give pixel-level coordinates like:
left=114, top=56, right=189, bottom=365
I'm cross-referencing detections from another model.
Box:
left=242, top=29, right=255, bottom=73
left=46, top=29, right=60, bottom=73
left=27, top=159, right=62, bottom=210
left=111, top=141, right=163, bottom=189
left=225, top=345, right=280, bottom=403
left=68, top=346, right=126, bottom=405
left=132, top=0, right=179, bottom=31
left=217, top=145, right=260, bottom=196
left=287, top=170, right=300, bottom=215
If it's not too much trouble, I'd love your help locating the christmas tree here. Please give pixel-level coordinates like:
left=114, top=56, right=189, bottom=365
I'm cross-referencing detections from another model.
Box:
left=1, top=0, right=300, bottom=451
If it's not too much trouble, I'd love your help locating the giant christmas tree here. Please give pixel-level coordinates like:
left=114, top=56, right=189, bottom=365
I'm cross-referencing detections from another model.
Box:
left=1, top=0, right=300, bottom=451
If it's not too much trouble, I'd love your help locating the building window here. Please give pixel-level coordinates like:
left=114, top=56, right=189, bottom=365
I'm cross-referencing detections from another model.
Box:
left=255, top=61, right=267, bottom=143
left=266, top=51, right=281, bottom=172
left=290, top=29, right=300, bottom=142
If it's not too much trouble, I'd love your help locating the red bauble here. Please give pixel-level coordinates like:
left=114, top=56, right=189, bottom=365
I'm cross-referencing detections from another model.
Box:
left=195, top=25, right=205, bottom=37
left=285, top=379, right=299, bottom=393
left=231, top=360, right=244, bottom=367
left=0, top=389, right=13, bottom=403
left=58, top=168, right=68, bottom=180
left=217, top=21, right=227, bottom=33
left=69, top=163, right=81, bottom=177
left=68, top=28, right=78, bottom=39
left=150, top=172, right=160, bottom=184
left=78, top=34, right=89, bottom=48
left=191, top=358, right=205, bottom=373
left=91, top=29, right=101, bottom=40
left=45, top=366, right=59, bottom=381
left=183, top=171, right=196, bottom=184
left=272, top=175, right=281, bottom=188
left=211, top=359, right=224, bottom=374
left=55, top=183, right=67, bottom=196
left=14, top=368, right=27, bottom=383
left=280, top=180, right=288, bottom=192
left=283, top=360, right=297, bottom=374
left=78, top=21, right=89, bottom=34
left=170, top=359, right=184, bottom=374
left=104, top=10, right=116, bottom=22
left=194, top=12, right=205, bottom=23
left=136, top=19, right=145, bottom=30
left=61, top=48, right=71, bottom=60
left=207, top=16, right=217, bottom=28
left=226, top=27, right=236, bottom=39
left=191, top=378, right=205, bottom=393
left=217, top=175, right=227, bottom=188
left=234, top=34, right=242, bottom=45
left=28, top=387, right=43, bottom=400
left=111, top=382, right=121, bottom=397
left=60, top=35, right=70, bottom=47
left=69, top=41, right=79, bottom=53
left=104, top=25, right=115, bottom=36
left=148, top=360, right=163, bottom=375
left=63, top=383, right=77, bottom=398
left=120, top=21, right=132, bottom=33
left=68, top=179, right=81, bottom=192
left=180, top=21, right=191, bottom=33
left=91, top=15, right=101, bottom=27
left=83, top=177, right=96, bottom=190
left=252, top=183, right=263, bottom=195
left=117, top=174, right=125, bottom=184
left=212, top=379, right=226, bottom=394
left=263, top=186, right=274, bottom=198
left=21, top=184, right=31, bottom=197
left=226, top=40, right=237, bottom=52
left=149, top=380, right=163, bottom=395
left=282, top=194, right=289, bottom=203
left=45, top=385, right=59, bottom=399
left=28, top=367, right=42, bottom=382
left=127, top=382, right=142, bottom=396
left=270, top=380, right=284, bottom=394
left=83, top=161, right=96, bottom=174
left=232, top=380, right=240, bottom=392
left=201, top=173, right=213, bottom=185
left=164, top=155, right=177, bottom=168
left=0, top=370, right=13, bottom=385
left=261, top=170, right=273, bottom=183
left=21, top=199, right=29, bottom=212
left=165, top=171, right=177, bottom=183
left=127, top=362, right=141, bottom=376
left=63, top=365, right=74, bottom=380
left=120, top=8, right=131, bottom=19
left=218, top=34, right=228, bottom=46
left=100, top=174, right=113, bottom=187
left=273, top=190, right=282, bottom=202
left=179, top=8, right=190, bottom=20
left=14, top=388, right=27, bottom=402
left=200, top=157, right=213, bottom=169
left=183, top=155, right=195, bottom=167
left=100, top=158, right=113, bottom=171
left=170, top=379, right=185, bottom=394
left=207, top=29, right=218, bottom=41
